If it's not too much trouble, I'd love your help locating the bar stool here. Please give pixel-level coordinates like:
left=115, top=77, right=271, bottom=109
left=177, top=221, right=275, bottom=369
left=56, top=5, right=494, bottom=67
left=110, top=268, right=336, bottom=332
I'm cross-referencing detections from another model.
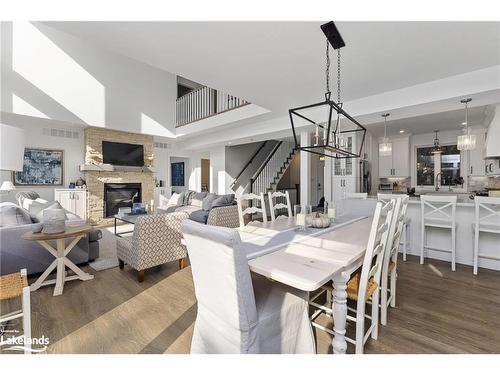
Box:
left=0, top=269, right=32, bottom=354
left=420, top=195, right=457, bottom=271
left=472, top=196, right=500, bottom=275
left=378, top=193, right=411, bottom=261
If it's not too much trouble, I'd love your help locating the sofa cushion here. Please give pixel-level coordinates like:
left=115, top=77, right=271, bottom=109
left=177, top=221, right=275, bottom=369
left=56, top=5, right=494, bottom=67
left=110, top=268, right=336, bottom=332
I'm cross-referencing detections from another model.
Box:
left=16, top=191, right=40, bottom=210
left=202, top=193, right=218, bottom=211
left=0, top=203, right=32, bottom=227
left=211, top=194, right=235, bottom=209
left=167, top=192, right=183, bottom=207
left=28, top=200, right=67, bottom=223
left=191, top=192, right=207, bottom=208
left=174, top=205, right=200, bottom=215
left=189, top=209, right=210, bottom=224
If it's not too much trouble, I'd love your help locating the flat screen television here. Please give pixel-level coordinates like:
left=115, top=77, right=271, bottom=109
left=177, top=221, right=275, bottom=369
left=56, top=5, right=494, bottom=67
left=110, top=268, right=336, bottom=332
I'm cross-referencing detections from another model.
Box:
left=102, top=141, right=144, bottom=167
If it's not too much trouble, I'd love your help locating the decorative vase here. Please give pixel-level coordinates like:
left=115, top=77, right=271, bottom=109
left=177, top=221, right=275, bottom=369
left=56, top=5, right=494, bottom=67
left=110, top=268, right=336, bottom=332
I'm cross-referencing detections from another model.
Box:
left=75, top=177, right=86, bottom=188
left=42, top=209, right=66, bottom=234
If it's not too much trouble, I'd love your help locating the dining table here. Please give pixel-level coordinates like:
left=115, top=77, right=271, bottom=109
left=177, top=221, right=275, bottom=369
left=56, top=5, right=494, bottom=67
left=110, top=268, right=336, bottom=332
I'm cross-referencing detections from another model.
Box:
left=237, top=214, right=373, bottom=354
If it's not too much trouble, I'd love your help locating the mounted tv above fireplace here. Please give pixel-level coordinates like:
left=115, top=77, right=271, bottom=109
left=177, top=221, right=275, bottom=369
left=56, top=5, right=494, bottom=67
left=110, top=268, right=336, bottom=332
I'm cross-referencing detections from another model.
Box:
left=102, top=141, right=144, bottom=167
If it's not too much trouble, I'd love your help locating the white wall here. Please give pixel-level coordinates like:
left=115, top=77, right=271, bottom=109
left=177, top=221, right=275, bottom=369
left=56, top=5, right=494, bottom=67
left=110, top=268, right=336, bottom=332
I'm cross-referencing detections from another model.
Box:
left=209, top=146, right=228, bottom=195
left=0, top=114, right=85, bottom=202
left=1, top=21, right=177, bottom=138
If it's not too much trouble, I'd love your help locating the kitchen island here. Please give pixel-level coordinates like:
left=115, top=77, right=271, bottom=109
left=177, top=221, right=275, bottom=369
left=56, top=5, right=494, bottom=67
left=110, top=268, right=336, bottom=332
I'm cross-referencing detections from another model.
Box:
left=338, top=195, right=500, bottom=272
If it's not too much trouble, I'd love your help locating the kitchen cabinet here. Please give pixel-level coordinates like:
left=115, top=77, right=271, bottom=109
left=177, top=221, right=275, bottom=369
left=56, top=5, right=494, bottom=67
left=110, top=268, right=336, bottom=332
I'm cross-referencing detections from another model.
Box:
left=332, top=133, right=360, bottom=203
left=54, top=189, right=87, bottom=219
left=467, top=130, right=486, bottom=176
left=378, top=137, right=409, bottom=177
left=485, top=159, right=500, bottom=176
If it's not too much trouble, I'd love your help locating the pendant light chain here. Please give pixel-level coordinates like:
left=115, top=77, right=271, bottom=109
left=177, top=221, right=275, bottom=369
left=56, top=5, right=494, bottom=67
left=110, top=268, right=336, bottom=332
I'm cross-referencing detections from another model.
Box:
left=337, top=48, right=341, bottom=104
left=325, top=39, right=331, bottom=96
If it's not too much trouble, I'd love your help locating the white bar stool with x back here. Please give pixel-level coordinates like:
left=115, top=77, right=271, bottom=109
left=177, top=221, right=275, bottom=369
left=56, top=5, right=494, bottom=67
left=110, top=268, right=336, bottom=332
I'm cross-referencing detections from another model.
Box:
left=378, top=193, right=411, bottom=261
left=472, top=196, right=500, bottom=275
left=420, top=195, right=457, bottom=270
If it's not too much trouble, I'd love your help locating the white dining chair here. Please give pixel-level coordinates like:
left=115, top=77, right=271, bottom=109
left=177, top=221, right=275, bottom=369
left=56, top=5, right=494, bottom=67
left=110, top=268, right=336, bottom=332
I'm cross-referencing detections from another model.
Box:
left=420, top=195, right=457, bottom=270
left=236, top=192, right=267, bottom=227
left=378, top=193, right=411, bottom=261
left=380, top=196, right=409, bottom=326
left=472, top=196, right=500, bottom=275
left=181, top=220, right=316, bottom=354
left=345, top=192, right=368, bottom=199
left=0, top=268, right=31, bottom=354
left=310, top=199, right=396, bottom=354
left=268, top=191, right=292, bottom=221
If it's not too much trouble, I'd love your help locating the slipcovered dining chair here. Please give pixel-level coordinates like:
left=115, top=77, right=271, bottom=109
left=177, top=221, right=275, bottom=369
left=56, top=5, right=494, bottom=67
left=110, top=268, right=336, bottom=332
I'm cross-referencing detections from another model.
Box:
left=182, top=220, right=316, bottom=354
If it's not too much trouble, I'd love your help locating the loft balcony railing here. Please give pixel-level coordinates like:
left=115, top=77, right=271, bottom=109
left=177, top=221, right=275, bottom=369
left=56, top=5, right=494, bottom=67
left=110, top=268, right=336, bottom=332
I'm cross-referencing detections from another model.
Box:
left=175, top=86, right=249, bottom=127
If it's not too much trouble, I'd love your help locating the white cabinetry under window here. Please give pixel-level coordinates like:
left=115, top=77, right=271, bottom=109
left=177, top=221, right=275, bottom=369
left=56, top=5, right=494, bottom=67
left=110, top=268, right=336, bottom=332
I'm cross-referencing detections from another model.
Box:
left=378, top=137, right=410, bottom=177
left=54, top=189, right=87, bottom=219
left=467, top=129, right=486, bottom=176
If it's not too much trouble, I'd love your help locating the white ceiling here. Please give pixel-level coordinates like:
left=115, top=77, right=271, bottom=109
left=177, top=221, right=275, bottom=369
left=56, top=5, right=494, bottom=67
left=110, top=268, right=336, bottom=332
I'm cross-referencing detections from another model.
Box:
left=43, top=21, right=500, bottom=116
left=367, top=105, right=488, bottom=137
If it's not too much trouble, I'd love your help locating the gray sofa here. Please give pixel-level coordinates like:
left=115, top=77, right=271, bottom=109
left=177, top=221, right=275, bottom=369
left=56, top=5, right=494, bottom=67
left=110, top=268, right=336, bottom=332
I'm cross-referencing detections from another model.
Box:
left=0, top=193, right=101, bottom=276
left=158, top=191, right=239, bottom=227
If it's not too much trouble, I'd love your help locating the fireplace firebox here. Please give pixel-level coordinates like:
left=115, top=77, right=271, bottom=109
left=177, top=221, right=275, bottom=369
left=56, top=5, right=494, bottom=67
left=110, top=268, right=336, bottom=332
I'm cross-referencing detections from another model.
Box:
left=104, top=183, right=142, bottom=217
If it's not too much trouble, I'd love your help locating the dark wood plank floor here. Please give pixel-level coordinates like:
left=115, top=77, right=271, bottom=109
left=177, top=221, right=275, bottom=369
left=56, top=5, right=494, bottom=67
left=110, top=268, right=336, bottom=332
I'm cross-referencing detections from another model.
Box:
left=3, top=255, right=500, bottom=354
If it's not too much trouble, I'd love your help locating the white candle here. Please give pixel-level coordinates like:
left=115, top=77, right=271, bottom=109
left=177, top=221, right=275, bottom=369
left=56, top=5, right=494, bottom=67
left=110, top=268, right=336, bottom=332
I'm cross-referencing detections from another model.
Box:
left=296, top=213, right=306, bottom=226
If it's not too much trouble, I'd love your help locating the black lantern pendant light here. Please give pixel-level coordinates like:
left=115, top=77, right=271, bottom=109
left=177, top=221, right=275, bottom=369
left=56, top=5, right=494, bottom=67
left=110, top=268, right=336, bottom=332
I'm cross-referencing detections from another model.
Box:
left=431, top=130, right=443, bottom=155
left=289, top=21, right=366, bottom=159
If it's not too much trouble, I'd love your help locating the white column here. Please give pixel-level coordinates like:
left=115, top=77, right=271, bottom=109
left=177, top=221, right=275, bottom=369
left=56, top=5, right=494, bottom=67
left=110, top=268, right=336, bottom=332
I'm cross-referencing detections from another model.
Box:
left=300, top=132, right=310, bottom=208
left=209, top=146, right=227, bottom=194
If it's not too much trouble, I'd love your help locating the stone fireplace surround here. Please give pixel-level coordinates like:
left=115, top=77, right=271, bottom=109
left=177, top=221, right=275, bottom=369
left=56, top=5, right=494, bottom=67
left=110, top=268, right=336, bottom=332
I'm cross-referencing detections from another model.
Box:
left=84, top=127, right=155, bottom=225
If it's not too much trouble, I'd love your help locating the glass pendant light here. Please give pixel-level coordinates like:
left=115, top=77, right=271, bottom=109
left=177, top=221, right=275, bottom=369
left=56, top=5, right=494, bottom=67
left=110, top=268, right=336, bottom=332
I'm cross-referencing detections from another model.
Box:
left=457, top=98, right=476, bottom=151
left=379, top=113, right=392, bottom=156
left=431, top=130, right=443, bottom=155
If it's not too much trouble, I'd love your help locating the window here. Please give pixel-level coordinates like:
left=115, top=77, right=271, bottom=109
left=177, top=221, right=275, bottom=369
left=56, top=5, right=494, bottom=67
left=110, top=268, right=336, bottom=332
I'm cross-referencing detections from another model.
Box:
left=416, top=145, right=461, bottom=187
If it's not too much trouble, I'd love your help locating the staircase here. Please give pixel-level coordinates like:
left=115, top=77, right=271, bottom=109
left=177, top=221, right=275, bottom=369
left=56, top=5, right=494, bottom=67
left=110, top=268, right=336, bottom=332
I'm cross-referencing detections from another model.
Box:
left=250, top=141, right=296, bottom=195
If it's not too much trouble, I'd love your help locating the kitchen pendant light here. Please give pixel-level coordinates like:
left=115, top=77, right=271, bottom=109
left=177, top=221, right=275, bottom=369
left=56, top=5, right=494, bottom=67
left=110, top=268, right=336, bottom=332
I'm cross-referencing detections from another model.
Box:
left=431, top=130, right=443, bottom=155
left=289, top=21, right=366, bottom=159
left=457, top=98, right=476, bottom=151
left=379, top=113, right=392, bottom=156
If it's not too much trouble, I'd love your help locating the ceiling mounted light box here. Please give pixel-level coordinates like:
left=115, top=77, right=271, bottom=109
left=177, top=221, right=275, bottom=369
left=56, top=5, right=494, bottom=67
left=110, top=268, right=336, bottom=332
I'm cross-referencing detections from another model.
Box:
left=289, top=21, right=366, bottom=159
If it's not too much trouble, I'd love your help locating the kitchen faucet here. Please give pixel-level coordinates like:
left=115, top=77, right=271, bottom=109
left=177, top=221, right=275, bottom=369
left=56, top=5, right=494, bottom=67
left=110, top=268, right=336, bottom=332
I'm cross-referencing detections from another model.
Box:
left=435, top=172, right=442, bottom=191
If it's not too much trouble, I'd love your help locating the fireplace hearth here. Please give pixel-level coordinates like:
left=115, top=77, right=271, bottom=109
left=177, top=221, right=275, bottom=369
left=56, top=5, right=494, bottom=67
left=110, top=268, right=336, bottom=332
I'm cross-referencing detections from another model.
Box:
left=104, top=183, right=142, bottom=217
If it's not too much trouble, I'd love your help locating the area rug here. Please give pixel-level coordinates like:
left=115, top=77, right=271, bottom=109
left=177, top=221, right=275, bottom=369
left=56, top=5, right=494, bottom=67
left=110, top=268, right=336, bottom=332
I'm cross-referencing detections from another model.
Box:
left=89, top=224, right=134, bottom=272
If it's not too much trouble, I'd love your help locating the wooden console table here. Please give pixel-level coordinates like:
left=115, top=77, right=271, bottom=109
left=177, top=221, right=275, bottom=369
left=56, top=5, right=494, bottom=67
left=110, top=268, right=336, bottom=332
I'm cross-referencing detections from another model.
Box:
left=22, top=225, right=94, bottom=296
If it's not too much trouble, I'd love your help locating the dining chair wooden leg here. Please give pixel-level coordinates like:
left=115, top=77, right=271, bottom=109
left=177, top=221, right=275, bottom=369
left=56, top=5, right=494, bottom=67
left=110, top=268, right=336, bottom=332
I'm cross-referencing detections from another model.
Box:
left=371, top=289, right=380, bottom=340
left=402, top=224, right=407, bottom=261
left=390, top=264, right=397, bottom=308
left=380, top=269, right=389, bottom=326
left=137, top=270, right=145, bottom=282
left=22, top=285, right=31, bottom=354
left=178, top=258, right=186, bottom=270
left=355, top=298, right=365, bottom=354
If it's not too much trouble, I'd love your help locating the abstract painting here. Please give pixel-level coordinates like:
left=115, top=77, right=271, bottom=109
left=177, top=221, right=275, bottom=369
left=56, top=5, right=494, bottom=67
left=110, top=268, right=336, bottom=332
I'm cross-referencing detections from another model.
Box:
left=13, top=148, right=64, bottom=186
left=171, top=162, right=185, bottom=187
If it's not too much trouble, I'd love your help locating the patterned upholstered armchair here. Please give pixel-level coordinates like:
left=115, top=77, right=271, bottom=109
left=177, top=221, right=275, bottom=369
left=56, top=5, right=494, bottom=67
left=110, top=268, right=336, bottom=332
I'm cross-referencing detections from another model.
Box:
left=117, top=212, right=189, bottom=282
left=207, top=205, right=240, bottom=228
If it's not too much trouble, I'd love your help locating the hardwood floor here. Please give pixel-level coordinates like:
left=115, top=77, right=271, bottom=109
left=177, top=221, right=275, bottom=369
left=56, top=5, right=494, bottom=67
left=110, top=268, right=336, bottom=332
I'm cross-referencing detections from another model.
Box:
left=3, top=255, right=500, bottom=354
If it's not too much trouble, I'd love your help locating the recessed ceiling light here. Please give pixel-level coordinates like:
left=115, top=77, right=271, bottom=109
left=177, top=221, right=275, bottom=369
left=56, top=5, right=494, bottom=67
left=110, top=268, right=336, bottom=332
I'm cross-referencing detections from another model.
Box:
left=462, top=121, right=467, bottom=126
left=228, top=141, right=232, bottom=145
left=399, top=130, right=405, bottom=133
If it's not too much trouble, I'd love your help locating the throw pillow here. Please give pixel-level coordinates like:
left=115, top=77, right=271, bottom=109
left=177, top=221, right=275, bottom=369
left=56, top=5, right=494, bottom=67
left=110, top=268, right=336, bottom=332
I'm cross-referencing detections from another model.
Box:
left=167, top=192, right=183, bottom=207
left=0, top=203, right=32, bottom=227
left=191, top=192, right=208, bottom=208
left=183, top=190, right=196, bottom=206
left=202, top=193, right=218, bottom=211
left=16, top=191, right=40, bottom=210
left=211, top=194, right=236, bottom=209
left=29, top=201, right=67, bottom=223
